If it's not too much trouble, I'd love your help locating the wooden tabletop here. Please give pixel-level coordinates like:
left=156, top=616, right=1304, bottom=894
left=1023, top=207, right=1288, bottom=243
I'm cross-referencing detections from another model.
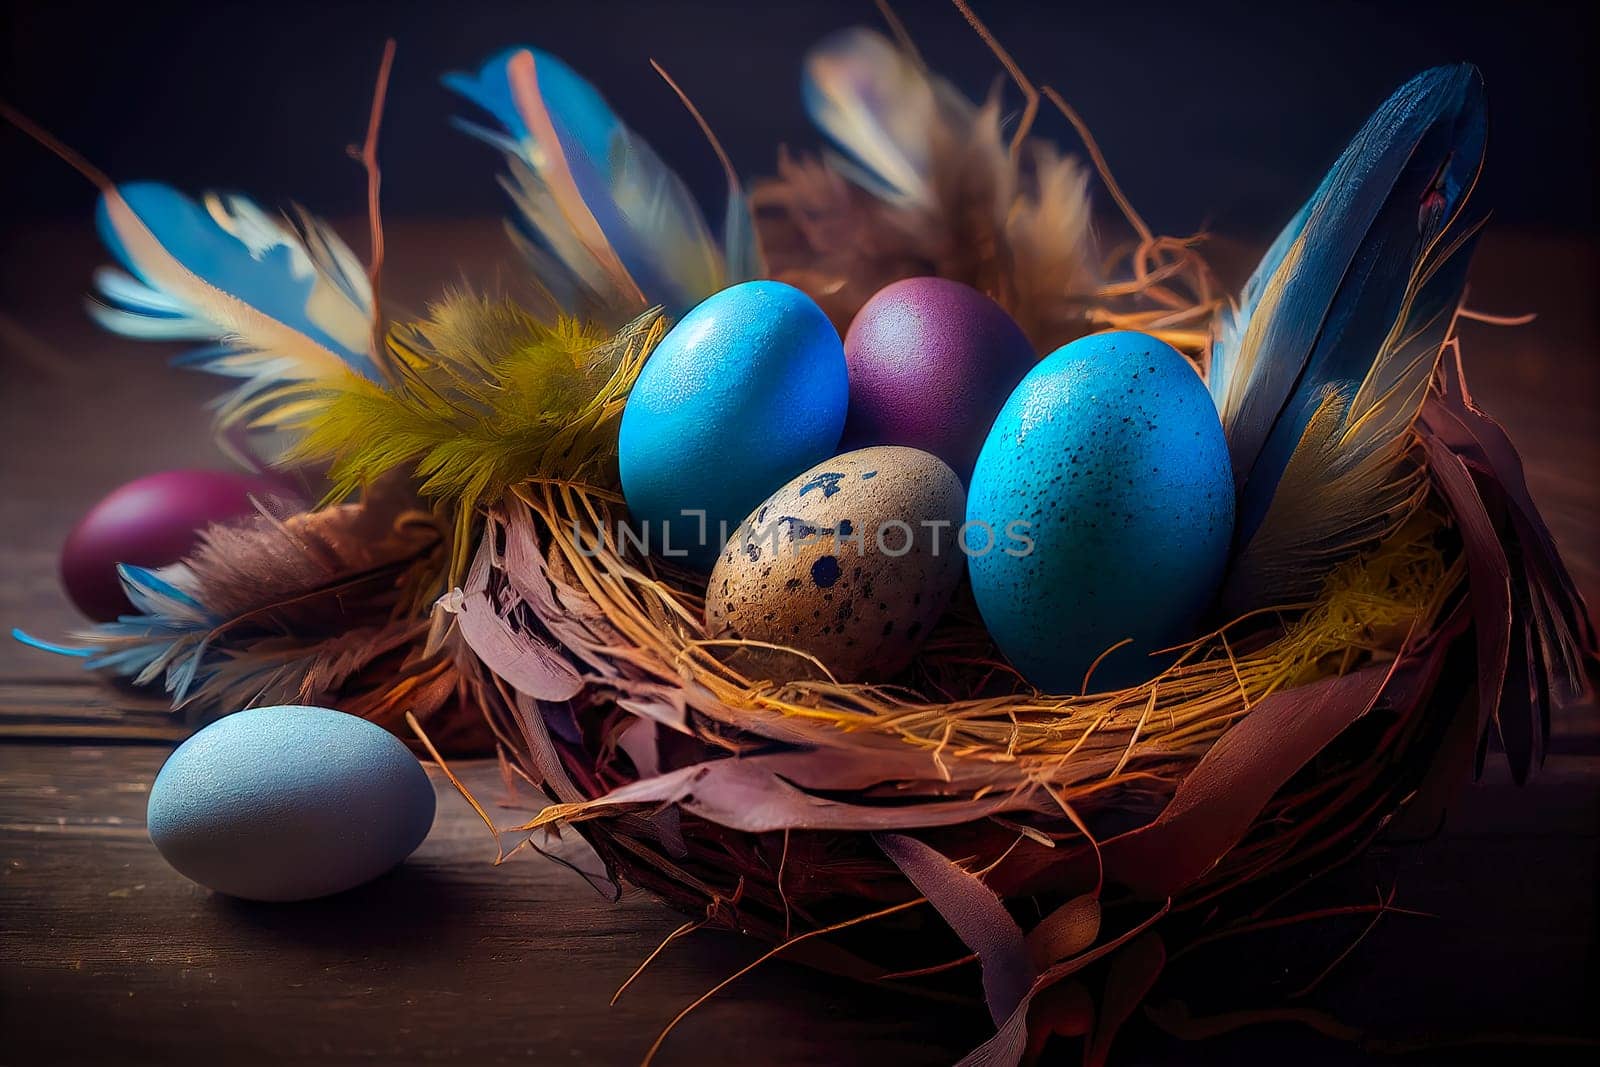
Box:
left=1, top=222, right=1595, bottom=1065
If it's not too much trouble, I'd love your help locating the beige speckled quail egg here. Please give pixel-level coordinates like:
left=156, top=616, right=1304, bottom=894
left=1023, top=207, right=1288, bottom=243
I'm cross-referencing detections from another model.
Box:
left=705, top=446, right=966, bottom=683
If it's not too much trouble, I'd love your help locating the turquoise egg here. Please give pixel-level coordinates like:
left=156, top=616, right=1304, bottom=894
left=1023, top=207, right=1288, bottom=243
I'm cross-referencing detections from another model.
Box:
left=966, top=331, right=1234, bottom=692
left=619, top=281, right=848, bottom=570
left=147, top=706, right=435, bottom=901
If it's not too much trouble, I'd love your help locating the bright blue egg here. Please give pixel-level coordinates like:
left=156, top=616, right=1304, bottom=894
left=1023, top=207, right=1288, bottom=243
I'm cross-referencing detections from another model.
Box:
left=619, top=281, right=848, bottom=570
left=147, top=705, right=435, bottom=902
left=967, top=331, right=1234, bottom=692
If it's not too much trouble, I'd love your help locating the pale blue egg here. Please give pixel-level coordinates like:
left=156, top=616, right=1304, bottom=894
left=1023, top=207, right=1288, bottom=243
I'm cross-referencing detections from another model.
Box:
left=147, top=705, right=435, bottom=902
left=967, top=331, right=1234, bottom=692
left=619, top=281, right=848, bottom=570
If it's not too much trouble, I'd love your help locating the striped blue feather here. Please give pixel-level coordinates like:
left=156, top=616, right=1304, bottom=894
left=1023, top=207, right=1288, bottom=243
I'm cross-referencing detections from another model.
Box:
left=1211, top=64, right=1488, bottom=549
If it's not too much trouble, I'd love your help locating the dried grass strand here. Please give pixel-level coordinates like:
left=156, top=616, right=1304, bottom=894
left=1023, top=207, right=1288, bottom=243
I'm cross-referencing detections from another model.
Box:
left=641, top=897, right=930, bottom=1066
left=356, top=39, right=397, bottom=380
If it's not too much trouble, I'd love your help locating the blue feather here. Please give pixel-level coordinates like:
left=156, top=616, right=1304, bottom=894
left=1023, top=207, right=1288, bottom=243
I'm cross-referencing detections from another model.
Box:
left=443, top=46, right=616, bottom=160
left=442, top=47, right=533, bottom=141
left=1211, top=64, right=1488, bottom=548
left=800, top=28, right=942, bottom=206
left=445, top=47, right=752, bottom=317
left=13, top=562, right=222, bottom=704
left=93, top=184, right=377, bottom=377
left=117, top=563, right=206, bottom=614
left=85, top=182, right=380, bottom=457
left=1208, top=198, right=1313, bottom=414
left=10, top=628, right=93, bottom=657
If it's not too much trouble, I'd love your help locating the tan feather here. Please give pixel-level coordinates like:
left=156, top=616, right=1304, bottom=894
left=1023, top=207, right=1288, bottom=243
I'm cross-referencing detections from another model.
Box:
left=101, top=189, right=355, bottom=388
left=753, top=29, right=1098, bottom=352
left=1220, top=221, right=1484, bottom=616
left=1220, top=385, right=1429, bottom=616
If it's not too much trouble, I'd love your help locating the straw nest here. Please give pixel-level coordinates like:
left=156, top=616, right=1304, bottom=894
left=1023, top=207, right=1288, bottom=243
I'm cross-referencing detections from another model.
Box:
left=427, top=315, right=1598, bottom=1066
left=438, top=312, right=1591, bottom=1065
left=469, top=474, right=1453, bottom=894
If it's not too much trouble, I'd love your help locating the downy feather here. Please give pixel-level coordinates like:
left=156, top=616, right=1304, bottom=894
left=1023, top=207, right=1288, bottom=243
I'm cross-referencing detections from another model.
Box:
left=802, top=26, right=939, bottom=205
left=287, top=297, right=666, bottom=578
left=16, top=479, right=442, bottom=721
left=755, top=27, right=1098, bottom=350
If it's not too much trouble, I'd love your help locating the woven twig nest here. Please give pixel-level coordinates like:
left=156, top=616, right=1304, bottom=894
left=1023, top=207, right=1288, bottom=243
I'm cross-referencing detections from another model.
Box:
left=447, top=345, right=1593, bottom=1061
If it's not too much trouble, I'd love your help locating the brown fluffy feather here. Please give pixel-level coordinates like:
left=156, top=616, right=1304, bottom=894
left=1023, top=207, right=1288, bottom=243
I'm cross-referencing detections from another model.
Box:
left=753, top=38, right=1098, bottom=351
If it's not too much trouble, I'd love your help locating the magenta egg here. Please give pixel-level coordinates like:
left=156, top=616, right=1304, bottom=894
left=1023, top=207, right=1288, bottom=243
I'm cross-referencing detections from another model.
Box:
left=60, top=470, right=301, bottom=621
left=841, top=277, right=1037, bottom=477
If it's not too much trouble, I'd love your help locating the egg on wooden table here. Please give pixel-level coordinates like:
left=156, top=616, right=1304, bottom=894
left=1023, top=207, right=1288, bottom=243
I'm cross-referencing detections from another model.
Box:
left=619, top=281, right=848, bottom=570
left=841, top=277, right=1037, bottom=478
left=705, top=446, right=965, bottom=683
left=146, top=705, right=436, bottom=902
left=60, top=469, right=301, bottom=621
left=966, top=331, right=1234, bottom=692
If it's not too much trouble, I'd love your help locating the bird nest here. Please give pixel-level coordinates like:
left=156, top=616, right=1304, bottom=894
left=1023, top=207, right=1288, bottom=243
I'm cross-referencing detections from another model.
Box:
left=437, top=346, right=1590, bottom=1063
left=463, top=477, right=1451, bottom=909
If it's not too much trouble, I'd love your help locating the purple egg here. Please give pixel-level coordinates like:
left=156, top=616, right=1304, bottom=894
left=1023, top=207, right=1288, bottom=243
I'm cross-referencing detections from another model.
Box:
left=842, top=277, right=1037, bottom=477
left=60, top=470, right=302, bottom=621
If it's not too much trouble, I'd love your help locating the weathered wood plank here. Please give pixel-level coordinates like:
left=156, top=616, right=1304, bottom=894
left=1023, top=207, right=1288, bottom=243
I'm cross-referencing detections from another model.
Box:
left=1, top=223, right=1595, bottom=1064
left=0, top=746, right=991, bottom=1065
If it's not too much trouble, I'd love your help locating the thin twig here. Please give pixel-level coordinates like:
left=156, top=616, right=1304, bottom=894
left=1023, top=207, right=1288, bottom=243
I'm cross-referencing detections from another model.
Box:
left=405, top=710, right=505, bottom=858
left=1457, top=307, right=1537, bottom=326
left=1289, top=886, right=1395, bottom=998
left=612, top=918, right=705, bottom=1005
left=950, top=0, right=1039, bottom=157
left=650, top=60, right=742, bottom=197
left=0, top=102, right=114, bottom=191
left=1109, top=682, right=1158, bottom=778
left=1081, top=637, right=1133, bottom=695
left=879, top=952, right=980, bottom=981
left=642, top=897, right=929, bottom=1065
left=776, top=828, right=793, bottom=940
left=1046, top=786, right=1105, bottom=897
left=874, top=0, right=925, bottom=68
left=357, top=39, right=398, bottom=380
left=1170, top=897, right=1433, bottom=963
left=1041, top=86, right=1155, bottom=246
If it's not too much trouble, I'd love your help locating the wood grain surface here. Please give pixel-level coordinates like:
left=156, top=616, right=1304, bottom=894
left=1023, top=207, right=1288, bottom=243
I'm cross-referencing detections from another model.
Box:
left=0, top=222, right=1595, bottom=1065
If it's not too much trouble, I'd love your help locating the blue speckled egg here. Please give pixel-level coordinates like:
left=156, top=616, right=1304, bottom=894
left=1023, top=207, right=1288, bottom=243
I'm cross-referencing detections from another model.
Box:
left=147, top=706, right=435, bottom=902
left=967, top=331, right=1234, bottom=692
left=619, top=281, right=848, bottom=570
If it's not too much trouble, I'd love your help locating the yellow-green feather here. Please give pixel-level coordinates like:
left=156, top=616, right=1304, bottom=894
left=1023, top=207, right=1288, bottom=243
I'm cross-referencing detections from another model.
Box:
left=287, top=294, right=665, bottom=577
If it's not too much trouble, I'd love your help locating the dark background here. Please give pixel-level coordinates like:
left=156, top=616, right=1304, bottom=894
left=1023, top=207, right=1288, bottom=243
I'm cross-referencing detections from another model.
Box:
left=0, top=5, right=1596, bottom=1063
left=2, top=0, right=1595, bottom=245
